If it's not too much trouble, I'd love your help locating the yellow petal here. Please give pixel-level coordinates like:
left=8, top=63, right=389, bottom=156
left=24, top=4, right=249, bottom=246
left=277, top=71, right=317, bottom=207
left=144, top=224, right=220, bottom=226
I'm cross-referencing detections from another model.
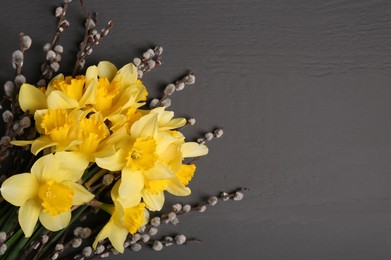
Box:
left=114, top=63, right=138, bottom=87
left=39, top=210, right=71, bottom=231
left=19, top=83, right=47, bottom=113
left=120, top=168, right=144, bottom=197
left=47, top=91, right=79, bottom=110
left=31, top=154, right=58, bottom=182
left=142, top=190, right=164, bottom=211
left=98, top=61, right=118, bottom=81
left=131, top=113, right=158, bottom=138
left=54, top=152, right=89, bottom=181
left=79, top=79, right=97, bottom=107
left=96, top=148, right=127, bottom=171
left=108, top=224, right=128, bottom=254
left=86, top=65, right=98, bottom=83
left=181, top=142, right=208, bottom=158
left=10, top=140, right=33, bottom=147
left=64, top=181, right=94, bottom=205
left=93, top=220, right=113, bottom=249
left=19, top=199, right=41, bottom=237
left=118, top=193, right=142, bottom=208
left=167, top=179, right=191, bottom=196
left=1, top=173, right=38, bottom=206
left=144, top=162, right=174, bottom=180
left=31, top=136, right=57, bottom=155
left=161, top=118, right=187, bottom=130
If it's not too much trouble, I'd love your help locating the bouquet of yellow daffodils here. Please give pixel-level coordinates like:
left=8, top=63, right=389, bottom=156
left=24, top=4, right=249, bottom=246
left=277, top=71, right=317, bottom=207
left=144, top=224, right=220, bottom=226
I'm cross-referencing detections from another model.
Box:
left=0, top=1, right=246, bottom=259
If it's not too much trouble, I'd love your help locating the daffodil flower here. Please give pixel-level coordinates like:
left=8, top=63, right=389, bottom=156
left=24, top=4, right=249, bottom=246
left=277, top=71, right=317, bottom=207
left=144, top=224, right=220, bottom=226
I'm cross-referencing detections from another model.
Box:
left=96, top=111, right=208, bottom=211
left=18, top=74, right=95, bottom=113
left=85, top=61, right=148, bottom=117
left=12, top=108, right=84, bottom=155
left=0, top=152, right=93, bottom=237
left=93, top=180, right=149, bottom=253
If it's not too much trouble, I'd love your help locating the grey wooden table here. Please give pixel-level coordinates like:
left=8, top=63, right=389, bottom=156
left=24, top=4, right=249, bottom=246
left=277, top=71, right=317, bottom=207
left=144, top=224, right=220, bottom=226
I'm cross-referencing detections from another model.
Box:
left=1, top=0, right=391, bottom=259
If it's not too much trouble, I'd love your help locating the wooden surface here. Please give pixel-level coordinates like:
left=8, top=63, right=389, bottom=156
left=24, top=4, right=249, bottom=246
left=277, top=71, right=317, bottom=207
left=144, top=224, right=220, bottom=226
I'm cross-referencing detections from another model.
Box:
left=1, top=0, right=391, bottom=259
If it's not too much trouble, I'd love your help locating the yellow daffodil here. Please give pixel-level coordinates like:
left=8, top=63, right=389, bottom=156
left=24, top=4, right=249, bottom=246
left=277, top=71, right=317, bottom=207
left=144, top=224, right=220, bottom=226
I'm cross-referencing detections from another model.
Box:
left=18, top=74, right=95, bottom=113
left=93, top=180, right=149, bottom=253
left=0, top=152, right=93, bottom=237
left=85, top=61, right=148, bottom=117
left=12, top=108, right=83, bottom=155
left=69, top=112, right=116, bottom=162
left=96, top=111, right=208, bottom=211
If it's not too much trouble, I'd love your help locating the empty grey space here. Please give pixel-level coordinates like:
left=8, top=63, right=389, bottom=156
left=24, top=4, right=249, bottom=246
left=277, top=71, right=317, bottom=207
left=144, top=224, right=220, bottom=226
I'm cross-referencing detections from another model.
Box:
left=1, top=0, right=391, bottom=259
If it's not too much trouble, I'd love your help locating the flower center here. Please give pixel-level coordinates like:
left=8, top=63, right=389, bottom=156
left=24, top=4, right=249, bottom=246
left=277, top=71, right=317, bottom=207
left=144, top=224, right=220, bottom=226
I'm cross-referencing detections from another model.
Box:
left=51, top=75, right=85, bottom=100
left=41, top=109, right=72, bottom=142
left=93, top=77, right=120, bottom=111
left=38, top=180, right=74, bottom=216
left=123, top=203, right=146, bottom=234
left=78, top=116, right=109, bottom=155
left=126, top=137, right=158, bottom=171
left=175, top=164, right=196, bottom=185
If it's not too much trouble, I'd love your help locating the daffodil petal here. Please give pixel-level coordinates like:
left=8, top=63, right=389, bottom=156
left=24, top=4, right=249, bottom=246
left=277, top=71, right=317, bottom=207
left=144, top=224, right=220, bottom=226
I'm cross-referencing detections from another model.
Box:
left=144, top=162, right=174, bottom=180
left=1, top=173, right=38, bottom=206
left=108, top=224, right=128, bottom=254
left=167, top=179, right=191, bottom=196
left=10, top=140, right=33, bottom=147
left=118, top=193, right=142, bottom=208
left=64, top=181, right=94, bottom=205
left=161, top=118, right=187, bottom=130
left=79, top=79, right=97, bottom=107
left=93, top=220, right=114, bottom=249
left=31, top=136, right=58, bottom=155
left=39, top=210, right=71, bottom=232
left=47, top=91, right=79, bottom=110
left=31, top=154, right=58, bottom=182
left=54, top=152, right=89, bottom=181
left=98, top=61, right=118, bottom=81
left=131, top=113, right=158, bottom=138
left=96, top=148, right=127, bottom=171
left=181, top=142, right=209, bottom=158
left=115, top=63, right=137, bottom=87
left=19, top=84, right=47, bottom=113
left=142, top=190, right=164, bottom=211
left=19, top=199, right=40, bottom=237
left=120, top=168, right=144, bottom=197
left=85, top=65, right=98, bottom=83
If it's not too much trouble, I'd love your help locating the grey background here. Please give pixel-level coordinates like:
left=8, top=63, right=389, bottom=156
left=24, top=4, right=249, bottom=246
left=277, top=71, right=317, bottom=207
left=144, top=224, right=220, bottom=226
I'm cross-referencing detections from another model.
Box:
left=1, top=0, right=391, bottom=259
